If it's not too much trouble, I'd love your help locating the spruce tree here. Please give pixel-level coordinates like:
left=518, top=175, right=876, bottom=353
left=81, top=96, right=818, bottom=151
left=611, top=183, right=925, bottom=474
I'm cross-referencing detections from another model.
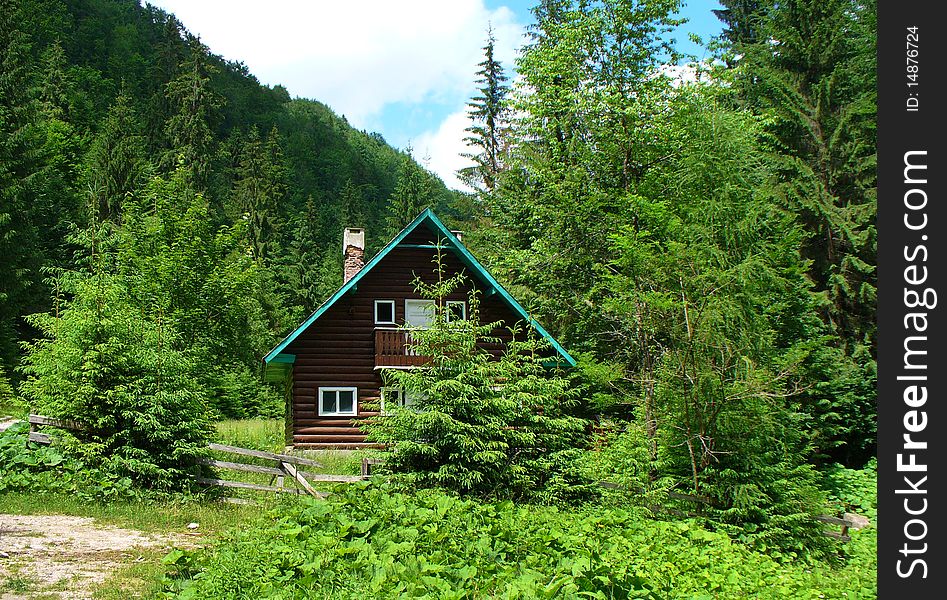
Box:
left=384, top=147, right=436, bottom=238
left=460, top=26, right=509, bottom=192
left=163, top=35, right=224, bottom=191
left=233, top=126, right=287, bottom=263
left=0, top=0, right=46, bottom=369
left=715, top=0, right=877, bottom=464
left=85, top=91, right=147, bottom=223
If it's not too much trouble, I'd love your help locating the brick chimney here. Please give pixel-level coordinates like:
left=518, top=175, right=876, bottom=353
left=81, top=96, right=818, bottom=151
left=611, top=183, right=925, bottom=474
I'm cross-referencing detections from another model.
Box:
left=343, top=227, right=365, bottom=283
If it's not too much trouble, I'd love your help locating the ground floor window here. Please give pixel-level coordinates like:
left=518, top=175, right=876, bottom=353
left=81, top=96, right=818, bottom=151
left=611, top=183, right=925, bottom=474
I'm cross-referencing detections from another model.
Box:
left=380, top=387, right=419, bottom=415
left=318, top=387, right=357, bottom=416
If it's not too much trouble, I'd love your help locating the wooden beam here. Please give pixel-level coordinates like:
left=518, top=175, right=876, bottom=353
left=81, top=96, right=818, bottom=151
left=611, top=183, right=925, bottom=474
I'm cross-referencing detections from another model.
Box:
left=281, top=461, right=326, bottom=498
left=194, top=477, right=302, bottom=494
left=29, top=414, right=83, bottom=431
left=207, top=442, right=325, bottom=469
left=199, top=458, right=285, bottom=477
left=305, top=474, right=365, bottom=483
left=198, top=458, right=362, bottom=482
left=28, top=431, right=51, bottom=445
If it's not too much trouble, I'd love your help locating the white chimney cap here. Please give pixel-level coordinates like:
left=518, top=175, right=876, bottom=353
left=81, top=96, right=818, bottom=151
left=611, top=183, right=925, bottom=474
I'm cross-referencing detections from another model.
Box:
left=343, top=227, right=365, bottom=254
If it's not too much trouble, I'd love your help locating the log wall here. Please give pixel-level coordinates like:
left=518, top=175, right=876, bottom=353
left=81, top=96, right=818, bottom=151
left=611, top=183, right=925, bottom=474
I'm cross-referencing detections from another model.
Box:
left=283, top=229, right=521, bottom=448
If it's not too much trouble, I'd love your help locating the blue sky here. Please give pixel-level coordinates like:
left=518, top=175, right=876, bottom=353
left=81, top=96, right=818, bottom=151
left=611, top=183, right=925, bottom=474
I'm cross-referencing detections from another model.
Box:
left=148, top=1, right=723, bottom=190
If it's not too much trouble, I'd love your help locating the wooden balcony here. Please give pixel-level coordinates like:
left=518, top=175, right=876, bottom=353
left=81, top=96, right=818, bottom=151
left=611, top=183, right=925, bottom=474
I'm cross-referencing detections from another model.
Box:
left=374, top=328, right=429, bottom=368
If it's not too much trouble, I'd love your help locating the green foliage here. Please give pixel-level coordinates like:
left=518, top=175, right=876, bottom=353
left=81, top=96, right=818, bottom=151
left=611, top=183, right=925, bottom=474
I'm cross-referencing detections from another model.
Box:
left=118, top=167, right=284, bottom=418
left=580, top=424, right=653, bottom=499
left=364, top=263, right=587, bottom=500
left=1, top=0, right=460, bottom=387
left=0, top=422, right=139, bottom=501
left=162, top=484, right=876, bottom=599
left=822, top=458, right=877, bottom=522
left=460, top=26, right=509, bottom=192
left=18, top=273, right=212, bottom=490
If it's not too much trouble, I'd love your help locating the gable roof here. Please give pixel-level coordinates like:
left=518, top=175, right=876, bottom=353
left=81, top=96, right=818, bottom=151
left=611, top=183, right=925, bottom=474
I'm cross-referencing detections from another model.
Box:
left=263, top=208, right=576, bottom=368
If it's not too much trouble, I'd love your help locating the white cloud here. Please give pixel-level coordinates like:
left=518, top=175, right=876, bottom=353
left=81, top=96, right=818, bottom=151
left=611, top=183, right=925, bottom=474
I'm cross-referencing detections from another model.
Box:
left=148, top=1, right=525, bottom=128
left=414, top=110, right=477, bottom=192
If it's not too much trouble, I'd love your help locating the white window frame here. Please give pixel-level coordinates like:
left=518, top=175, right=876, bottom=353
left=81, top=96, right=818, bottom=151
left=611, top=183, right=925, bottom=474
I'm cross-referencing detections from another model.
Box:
left=380, top=387, right=421, bottom=415
left=318, top=386, right=358, bottom=417
left=374, top=299, right=396, bottom=325
left=380, top=387, right=402, bottom=416
left=446, top=300, right=466, bottom=322
left=404, top=299, right=435, bottom=329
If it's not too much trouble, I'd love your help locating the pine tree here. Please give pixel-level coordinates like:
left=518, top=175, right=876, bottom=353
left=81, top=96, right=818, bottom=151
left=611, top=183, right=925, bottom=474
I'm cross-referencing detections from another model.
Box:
left=712, top=0, right=767, bottom=46
left=163, top=35, right=224, bottom=191
left=459, top=26, right=509, bottom=192
left=18, top=271, right=213, bottom=490
left=384, top=147, right=436, bottom=238
left=37, top=40, right=71, bottom=120
left=715, top=0, right=877, bottom=463
left=0, top=0, right=44, bottom=369
left=233, top=126, right=287, bottom=263
left=363, top=265, right=586, bottom=499
left=146, top=13, right=186, bottom=154
left=85, top=91, right=147, bottom=223
left=339, top=179, right=366, bottom=229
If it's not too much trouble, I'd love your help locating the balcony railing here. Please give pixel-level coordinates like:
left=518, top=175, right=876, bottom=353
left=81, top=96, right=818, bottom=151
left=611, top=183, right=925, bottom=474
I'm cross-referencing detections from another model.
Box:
left=374, top=328, right=429, bottom=368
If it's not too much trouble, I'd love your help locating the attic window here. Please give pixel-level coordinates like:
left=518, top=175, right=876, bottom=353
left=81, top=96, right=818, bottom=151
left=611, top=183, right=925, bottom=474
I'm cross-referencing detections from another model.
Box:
left=374, top=300, right=395, bottom=325
left=446, top=301, right=466, bottom=322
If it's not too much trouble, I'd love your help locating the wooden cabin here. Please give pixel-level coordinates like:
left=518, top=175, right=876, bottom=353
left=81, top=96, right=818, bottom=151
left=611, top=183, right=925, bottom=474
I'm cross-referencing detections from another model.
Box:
left=263, top=209, right=575, bottom=448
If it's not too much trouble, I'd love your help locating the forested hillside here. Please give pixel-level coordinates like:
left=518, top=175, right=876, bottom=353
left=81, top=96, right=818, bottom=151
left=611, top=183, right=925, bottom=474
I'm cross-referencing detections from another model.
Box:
left=1, top=0, right=456, bottom=417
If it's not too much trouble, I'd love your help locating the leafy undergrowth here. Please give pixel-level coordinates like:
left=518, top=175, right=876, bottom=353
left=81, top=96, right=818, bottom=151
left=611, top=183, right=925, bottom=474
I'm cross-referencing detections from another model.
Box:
left=0, top=421, right=143, bottom=502
left=162, top=483, right=876, bottom=599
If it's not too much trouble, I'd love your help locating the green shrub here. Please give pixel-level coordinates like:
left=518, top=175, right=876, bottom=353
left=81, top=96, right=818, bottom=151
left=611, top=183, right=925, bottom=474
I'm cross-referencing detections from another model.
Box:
left=18, top=275, right=212, bottom=491
left=363, top=266, right=587, bottom=500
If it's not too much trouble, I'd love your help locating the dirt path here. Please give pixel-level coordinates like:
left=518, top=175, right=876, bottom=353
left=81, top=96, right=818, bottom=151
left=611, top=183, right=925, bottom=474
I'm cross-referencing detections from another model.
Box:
left=0, top=514, right=192, bottom=599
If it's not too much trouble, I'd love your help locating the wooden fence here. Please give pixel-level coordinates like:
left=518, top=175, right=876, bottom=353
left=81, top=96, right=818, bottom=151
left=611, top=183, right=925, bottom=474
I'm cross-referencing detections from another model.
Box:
left=25, top=414, right=366, bottom=499
left=196, top=443, right=365, bottom=498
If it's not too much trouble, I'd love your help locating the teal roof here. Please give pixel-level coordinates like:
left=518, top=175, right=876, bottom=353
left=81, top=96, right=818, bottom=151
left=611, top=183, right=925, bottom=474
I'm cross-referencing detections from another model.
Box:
left=263, top=209, right=576, bottom=367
